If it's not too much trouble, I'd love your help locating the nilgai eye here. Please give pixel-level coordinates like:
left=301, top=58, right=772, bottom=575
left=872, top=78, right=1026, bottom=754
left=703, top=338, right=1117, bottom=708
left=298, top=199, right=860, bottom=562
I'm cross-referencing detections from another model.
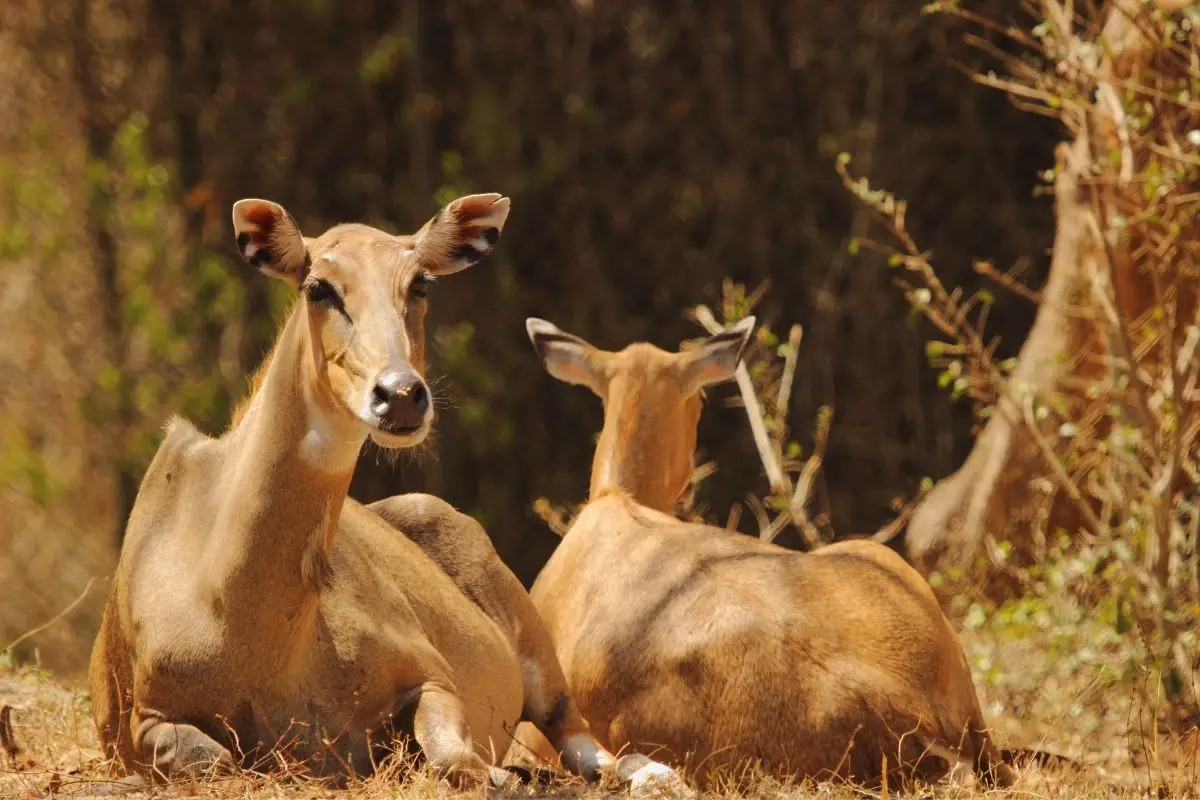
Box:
left=411, top=274, right=430, bottom=299
left=305, top=279, right=341, bottom=307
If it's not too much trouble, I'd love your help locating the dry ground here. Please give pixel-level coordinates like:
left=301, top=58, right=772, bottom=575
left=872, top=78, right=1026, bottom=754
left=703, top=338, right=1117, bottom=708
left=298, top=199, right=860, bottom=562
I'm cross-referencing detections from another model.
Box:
left=2, top=623, right=1197, bottom=800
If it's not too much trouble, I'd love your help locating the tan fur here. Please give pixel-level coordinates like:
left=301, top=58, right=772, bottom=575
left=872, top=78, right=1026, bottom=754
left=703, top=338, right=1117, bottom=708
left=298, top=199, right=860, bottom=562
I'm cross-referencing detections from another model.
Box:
left=88, top=195, right=617, bottom=789
left=524, top=318, right=1017, bottom=790
left=365, top=493, right=638, bottom=781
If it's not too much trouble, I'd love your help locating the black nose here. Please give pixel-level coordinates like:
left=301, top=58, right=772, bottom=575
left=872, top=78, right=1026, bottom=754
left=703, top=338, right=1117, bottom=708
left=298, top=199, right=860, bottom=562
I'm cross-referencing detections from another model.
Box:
left=371, top=371, right=430, bottom=432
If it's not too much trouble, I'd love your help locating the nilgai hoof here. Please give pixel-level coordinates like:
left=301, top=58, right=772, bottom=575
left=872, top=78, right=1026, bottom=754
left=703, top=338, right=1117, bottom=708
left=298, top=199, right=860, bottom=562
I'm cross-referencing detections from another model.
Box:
left=487, top=765, right=521, bottom=791
left=503, top=763, right=558, bottom=786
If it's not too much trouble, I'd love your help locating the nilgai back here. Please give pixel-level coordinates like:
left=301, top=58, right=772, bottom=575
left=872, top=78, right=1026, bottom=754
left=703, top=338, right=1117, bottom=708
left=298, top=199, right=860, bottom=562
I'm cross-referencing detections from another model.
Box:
left=519, top=316, right=1015, bottom=789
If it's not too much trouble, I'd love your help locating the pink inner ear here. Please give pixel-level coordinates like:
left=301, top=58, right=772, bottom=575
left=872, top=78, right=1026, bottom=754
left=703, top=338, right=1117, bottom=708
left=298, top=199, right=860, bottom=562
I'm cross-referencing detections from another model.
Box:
left=242, top=203, right=280, bottom=231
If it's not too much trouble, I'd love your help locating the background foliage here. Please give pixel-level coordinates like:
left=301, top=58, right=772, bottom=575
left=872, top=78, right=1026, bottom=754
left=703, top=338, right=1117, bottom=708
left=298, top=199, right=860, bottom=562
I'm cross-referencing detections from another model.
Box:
left=2, top=0, right=1061, bottom=673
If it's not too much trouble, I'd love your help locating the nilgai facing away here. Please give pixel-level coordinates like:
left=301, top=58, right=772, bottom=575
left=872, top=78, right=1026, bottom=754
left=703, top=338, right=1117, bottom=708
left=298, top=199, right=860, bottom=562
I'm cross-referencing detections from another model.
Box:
left=88, top=194, right=657, bottom=789
left=519, top=316, right=1016, bottom=789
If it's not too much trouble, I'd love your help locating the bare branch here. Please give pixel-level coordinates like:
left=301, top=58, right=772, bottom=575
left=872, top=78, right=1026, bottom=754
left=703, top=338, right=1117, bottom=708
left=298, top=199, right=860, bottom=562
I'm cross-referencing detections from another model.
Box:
left=775, top=325, right=804, bottom=419
left=789, top=406, right=833, bottom=548
left=3, top=577, right=95, bottom=656
left=1020, top=393, right=1105, bottom=539
left=693, top=304, right=789, bottom=495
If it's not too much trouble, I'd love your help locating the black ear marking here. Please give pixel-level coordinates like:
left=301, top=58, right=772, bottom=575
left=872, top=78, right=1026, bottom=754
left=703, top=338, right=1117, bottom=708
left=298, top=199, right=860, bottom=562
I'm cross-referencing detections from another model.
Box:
left=237, top=232, right=251, bottom=255
left=451, top=243, right=485, bottom=264
left=708, top=328, right=748, bottom=345
left=249, top=249, right=275, bottom=268
left=533, top=331, right=584, bottom=346
left=482, top=227, right=500, bottom=246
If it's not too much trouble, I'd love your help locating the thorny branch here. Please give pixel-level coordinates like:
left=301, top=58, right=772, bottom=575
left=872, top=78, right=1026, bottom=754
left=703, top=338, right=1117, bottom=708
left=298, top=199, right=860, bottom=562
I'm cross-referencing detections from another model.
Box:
left=847, top=0, right=1200, bottom=718
left=692, top=294, right=830, bottom=548
left=692, top=304, right=788, bottom=496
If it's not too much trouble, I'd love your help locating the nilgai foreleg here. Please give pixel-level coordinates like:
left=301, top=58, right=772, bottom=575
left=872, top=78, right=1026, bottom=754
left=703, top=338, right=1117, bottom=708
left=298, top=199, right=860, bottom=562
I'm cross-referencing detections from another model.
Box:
left=407, top=684, right=514, bottom=789
left=366, top=493, right=677, bottom=787
left=529, top=696, right=675, bottom=786
left=134, top=715, right=236, bottom=780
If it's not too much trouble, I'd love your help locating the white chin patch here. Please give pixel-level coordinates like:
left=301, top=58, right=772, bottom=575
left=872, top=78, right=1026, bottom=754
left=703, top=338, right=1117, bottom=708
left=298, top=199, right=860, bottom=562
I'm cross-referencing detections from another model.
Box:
left=369, top=425, right=428, bottom=449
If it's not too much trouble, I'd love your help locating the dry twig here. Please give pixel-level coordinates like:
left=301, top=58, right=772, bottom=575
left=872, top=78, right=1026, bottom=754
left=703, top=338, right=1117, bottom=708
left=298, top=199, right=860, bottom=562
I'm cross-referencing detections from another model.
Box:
left=0, top=704, right=20, bottom=762
left=693, top=304, right=788, bottom=494
left=790, top=407, right=832, bottom=548
left=2, top=578, right=96, bottom=658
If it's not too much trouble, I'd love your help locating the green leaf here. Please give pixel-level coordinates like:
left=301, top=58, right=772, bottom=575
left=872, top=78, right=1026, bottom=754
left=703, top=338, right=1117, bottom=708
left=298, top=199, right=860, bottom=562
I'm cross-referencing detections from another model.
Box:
left=360, top=33, right=408, bottom=84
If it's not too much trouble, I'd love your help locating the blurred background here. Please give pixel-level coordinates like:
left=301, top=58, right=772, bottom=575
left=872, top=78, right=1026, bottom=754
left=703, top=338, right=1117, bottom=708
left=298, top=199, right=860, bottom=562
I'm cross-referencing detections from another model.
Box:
left=0, top=0, right=1058, bottom=676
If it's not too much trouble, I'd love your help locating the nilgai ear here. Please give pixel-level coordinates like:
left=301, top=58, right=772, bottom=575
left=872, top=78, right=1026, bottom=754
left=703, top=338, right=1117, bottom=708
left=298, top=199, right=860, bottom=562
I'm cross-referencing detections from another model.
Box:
left=413, top=193, right=511, bottom=277
left=232, top=199, right=309, bottom=286
left=525, top=318, right=604, bottom=392
left=680, top=316, right=756, bottom=394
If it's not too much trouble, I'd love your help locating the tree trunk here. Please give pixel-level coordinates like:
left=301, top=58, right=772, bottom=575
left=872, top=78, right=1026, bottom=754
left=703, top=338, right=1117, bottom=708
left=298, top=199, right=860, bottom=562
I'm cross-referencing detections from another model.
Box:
left=69, top=0, right=134, bottom=544
left=905, top=133, right=1099, bottom=579
left=904, top=0, right=1199, bottom=588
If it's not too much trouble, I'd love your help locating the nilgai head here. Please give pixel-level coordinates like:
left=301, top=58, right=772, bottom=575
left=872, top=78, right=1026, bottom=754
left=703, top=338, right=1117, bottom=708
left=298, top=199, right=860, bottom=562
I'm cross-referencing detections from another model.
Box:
left=526, top=316, right=755, bottom=511
left=232, top=194, right=509, bottom=448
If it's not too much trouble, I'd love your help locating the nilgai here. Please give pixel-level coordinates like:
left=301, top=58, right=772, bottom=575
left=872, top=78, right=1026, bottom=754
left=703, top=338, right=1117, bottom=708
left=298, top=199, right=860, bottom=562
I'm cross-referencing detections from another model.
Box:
left=518, top=316, right=1016, bottom=789
left=88, top=194, right=663, bottom=789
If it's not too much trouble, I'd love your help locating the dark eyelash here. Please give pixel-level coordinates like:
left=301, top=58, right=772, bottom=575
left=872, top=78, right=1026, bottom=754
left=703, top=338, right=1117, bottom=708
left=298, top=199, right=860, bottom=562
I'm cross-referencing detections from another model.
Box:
left=411, top=272, right=434, bottom=298
left=305, top=279, right=343, bottom=308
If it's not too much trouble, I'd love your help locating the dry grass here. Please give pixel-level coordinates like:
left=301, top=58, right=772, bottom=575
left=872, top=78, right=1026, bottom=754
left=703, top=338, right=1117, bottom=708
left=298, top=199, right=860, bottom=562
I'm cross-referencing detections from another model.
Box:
left=2, top=639, right=1197, bottom=800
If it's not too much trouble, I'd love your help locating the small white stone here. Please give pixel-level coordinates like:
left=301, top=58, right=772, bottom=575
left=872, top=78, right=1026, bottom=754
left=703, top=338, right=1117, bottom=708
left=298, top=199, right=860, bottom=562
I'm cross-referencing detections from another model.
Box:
left=629, top=760, right=693, bottom=797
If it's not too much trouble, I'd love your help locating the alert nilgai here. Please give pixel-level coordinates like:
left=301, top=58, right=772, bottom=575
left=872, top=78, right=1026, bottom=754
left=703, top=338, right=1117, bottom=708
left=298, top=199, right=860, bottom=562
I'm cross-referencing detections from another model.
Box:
left=89, top=194, right=645, bottom=788
left=521, top=316, right=1016, bottom=788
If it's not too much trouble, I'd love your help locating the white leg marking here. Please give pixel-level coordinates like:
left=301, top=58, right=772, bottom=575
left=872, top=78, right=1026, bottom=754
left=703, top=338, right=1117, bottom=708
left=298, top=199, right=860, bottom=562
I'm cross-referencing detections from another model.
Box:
left=521, top=659, right=544, bottom=712
left=629, top=759, right=678, bottom=790
left=561, top=732, right=613, bottom=776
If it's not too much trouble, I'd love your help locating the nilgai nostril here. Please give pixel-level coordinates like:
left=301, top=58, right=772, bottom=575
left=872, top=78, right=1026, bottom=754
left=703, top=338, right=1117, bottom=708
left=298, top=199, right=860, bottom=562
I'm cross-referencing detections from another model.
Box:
left=372, top=371, right=430, bottom=430
left=371, top=382, right=392, bottom=416
left=410, top=382, right=429, bottom=414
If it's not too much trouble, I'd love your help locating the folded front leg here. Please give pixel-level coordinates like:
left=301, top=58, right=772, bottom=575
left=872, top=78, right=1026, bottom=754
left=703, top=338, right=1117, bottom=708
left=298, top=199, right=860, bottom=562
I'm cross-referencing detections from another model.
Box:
left=134, top=716, right=236, bottom=781
left=410, top=684, right=515, bottom=790
left=519, top=666, right=678, bottom=787
left=512, top=700, right=680, bottom=790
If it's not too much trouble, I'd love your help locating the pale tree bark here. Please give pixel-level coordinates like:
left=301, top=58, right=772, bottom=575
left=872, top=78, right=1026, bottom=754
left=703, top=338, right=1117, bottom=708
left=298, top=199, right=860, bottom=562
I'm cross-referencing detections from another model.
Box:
left=69, top=0, right=135, bottom=545
left=905, top=134, right=1099, bottom=577
left=905, top=0, right=1199, bottom=585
